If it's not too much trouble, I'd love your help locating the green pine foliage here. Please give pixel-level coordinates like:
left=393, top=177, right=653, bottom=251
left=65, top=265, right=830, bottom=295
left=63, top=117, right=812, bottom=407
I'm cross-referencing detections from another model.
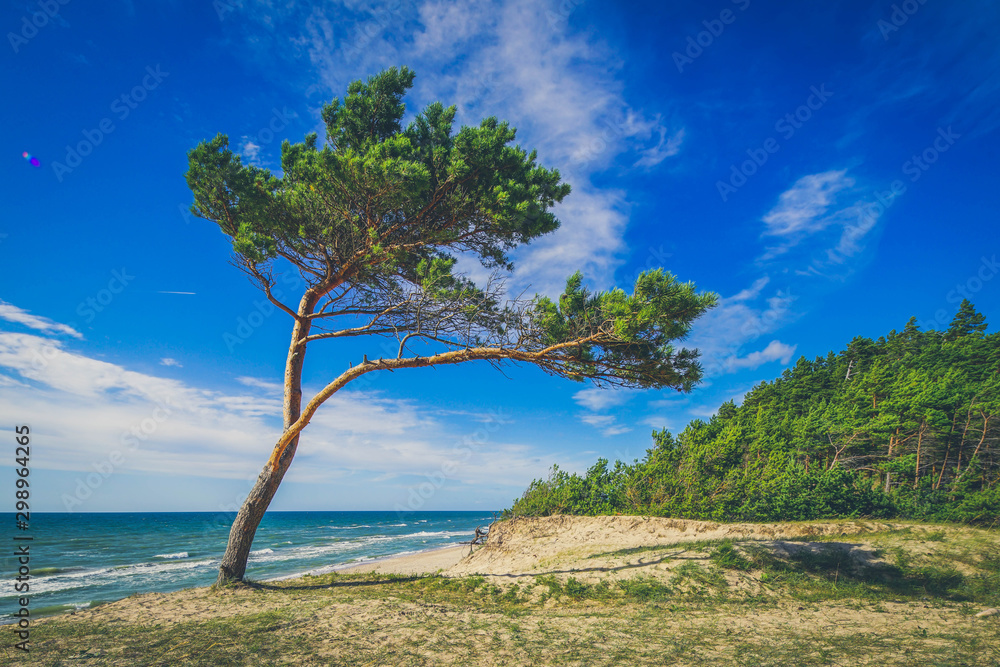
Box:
left=509, top=300, right=1000, bottom=525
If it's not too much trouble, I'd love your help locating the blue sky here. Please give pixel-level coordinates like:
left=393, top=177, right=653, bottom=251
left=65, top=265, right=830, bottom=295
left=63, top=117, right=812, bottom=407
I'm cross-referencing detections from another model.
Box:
left=2, top=0, right=998, bottom=512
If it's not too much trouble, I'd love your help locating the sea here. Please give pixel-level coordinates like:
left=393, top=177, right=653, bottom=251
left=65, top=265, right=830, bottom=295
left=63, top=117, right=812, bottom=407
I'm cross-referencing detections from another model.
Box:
left=0, top=510, right=496, bottom=624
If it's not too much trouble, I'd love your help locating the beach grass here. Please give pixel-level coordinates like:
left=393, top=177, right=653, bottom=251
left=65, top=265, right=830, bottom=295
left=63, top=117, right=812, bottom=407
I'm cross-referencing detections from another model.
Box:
left=8, top=524, right=1000, bottom=666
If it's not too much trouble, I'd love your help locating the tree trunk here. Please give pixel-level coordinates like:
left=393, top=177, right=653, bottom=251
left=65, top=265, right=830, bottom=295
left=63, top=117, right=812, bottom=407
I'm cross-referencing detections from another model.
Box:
left=955, top=403, right=973, bottom=473
left=884, top=433, right=894, bottom=493
left=935, top=410, right=959, bottom=490
left=950, top=412, right=993, bottom=493
left=215, top=435, right=301, bottom=584
left=216, top=291, right=317, bottom=586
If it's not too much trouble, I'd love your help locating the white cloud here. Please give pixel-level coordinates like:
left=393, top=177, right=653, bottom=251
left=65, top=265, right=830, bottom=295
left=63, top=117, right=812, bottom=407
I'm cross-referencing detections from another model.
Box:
left=240, top=138, right=261, bottom=164
left=725, top=340, right=797, bottom=372
left=634, top=127, right=685, bottom=168
left=0, top=330, right=554, bottom=492
left=763, top=169, right=854, bottom=248
left=573, top=387, right=633, bottom=411
left=758, top=169, right=886, bottom=274
left=578, top=414, right=632, bottom=436
left=575, top=385, right=635, bottom=436
left=686, top=279, right=796, bottom=377
left=689, top=404, right=720, bottom=419
left=411, top=0, right=489, bottom=55
left=0, top=301, right=82, bottom=339
left=513, top=187, right=631, bottom=296
left=640, top=415, right=673, bottom=431
left=579, top=414, right=615, bottom=427
left=727, top=276, right=770, bottom=302
left=237, top=376, right=284, bottom=394
left=762, top=170, right=854, bottom=238
left=160, top=358, right=182, bottom=368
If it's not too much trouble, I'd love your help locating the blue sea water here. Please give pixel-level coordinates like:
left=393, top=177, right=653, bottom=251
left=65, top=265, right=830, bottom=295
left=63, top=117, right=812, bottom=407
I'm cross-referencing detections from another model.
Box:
left=0, top=511, right=495, bottom=623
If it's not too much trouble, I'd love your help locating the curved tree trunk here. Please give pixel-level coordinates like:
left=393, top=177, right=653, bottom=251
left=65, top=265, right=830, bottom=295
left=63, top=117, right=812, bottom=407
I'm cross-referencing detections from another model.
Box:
left=215, top=432, right=302, bottom=584
left=216, top=291, right=316, bottom=586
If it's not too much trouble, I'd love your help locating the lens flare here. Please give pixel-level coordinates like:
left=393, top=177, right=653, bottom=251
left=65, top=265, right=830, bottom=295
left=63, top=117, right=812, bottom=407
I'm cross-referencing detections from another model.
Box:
left=22, top=151, right=41, bottom=167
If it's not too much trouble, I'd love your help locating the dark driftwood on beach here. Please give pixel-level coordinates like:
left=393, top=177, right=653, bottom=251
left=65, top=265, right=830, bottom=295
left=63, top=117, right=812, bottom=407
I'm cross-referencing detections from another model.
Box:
left=464, top=513, right=499, bottom=554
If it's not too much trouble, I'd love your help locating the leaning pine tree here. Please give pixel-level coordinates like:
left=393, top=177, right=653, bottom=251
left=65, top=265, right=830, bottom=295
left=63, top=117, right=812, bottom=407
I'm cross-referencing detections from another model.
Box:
left=185, top=67, right=718, bottom=585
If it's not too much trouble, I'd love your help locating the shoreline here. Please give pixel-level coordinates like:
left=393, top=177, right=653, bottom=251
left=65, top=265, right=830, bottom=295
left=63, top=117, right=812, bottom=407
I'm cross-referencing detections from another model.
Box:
left=325, top=543, right=468, bottom=575
left=267, top=543, right=469, bottom=581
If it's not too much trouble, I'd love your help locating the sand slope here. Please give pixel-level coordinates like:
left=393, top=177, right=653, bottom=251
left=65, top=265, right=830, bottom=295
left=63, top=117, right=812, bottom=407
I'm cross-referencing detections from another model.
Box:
left=447, top=515, right=908, bottom=580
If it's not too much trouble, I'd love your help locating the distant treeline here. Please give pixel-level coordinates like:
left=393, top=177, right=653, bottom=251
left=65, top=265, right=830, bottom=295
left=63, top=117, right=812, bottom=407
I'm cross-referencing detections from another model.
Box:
left=509, top=300, right=1000, bottom=525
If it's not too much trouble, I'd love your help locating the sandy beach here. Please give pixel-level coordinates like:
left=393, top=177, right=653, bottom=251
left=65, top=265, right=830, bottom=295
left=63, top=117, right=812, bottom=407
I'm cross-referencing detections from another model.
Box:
left=334, top=544, right=469, bottom=575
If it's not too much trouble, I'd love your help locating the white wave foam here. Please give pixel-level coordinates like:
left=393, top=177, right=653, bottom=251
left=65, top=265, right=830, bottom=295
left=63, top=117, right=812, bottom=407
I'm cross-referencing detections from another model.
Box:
left=405, top=530, right=473, bottom=538
left=28, top=558, right=219, bottom=595
left=154, top=552, right=189, bottom=559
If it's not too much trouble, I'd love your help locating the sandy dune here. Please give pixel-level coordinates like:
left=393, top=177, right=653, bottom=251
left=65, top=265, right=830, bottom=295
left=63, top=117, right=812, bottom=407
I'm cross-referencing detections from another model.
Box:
left=447, top=515, right=909, bottom=580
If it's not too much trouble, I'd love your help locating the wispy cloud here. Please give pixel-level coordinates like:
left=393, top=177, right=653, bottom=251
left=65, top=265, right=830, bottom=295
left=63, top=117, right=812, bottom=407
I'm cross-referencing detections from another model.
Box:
left=756, top=169, right=889, bottom=276
left=580, top=414, right=615, bottom=427
left=761, top=170, right=854, bottom=239
left=0, top=328, right=551, bottom=488
left=160, top=358, right=183, bottom=368
left=573, top=387, right=633, bottom=411
left=573, top=387, right=635, bottom=436
left=634, top=127, right=685, bottom=168
left=0, top=301, right=83, bottom=339
left=686, top=279, right=796, bottom=378
left=579, top=413, right=632, bottom=437
left=640, top=415, right=673, bottom=431
left=725, top=339, right=797, bottom=372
